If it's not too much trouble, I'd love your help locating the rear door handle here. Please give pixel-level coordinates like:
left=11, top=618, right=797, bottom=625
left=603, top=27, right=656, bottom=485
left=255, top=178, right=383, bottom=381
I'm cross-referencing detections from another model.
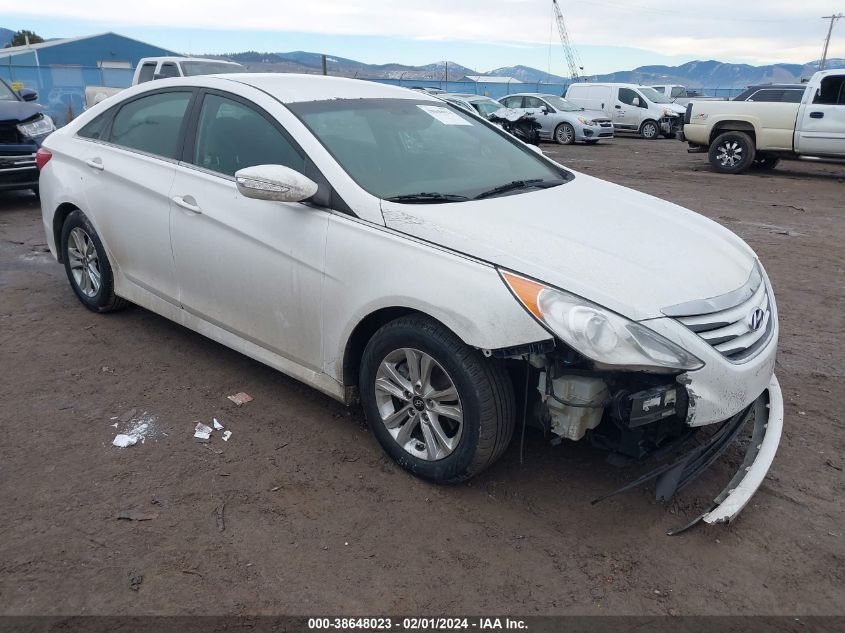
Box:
left=85, top=157, right=104, bottom=171
left=809, top=111, right=824, bottom=119
left=172, top=195, right=202, bottom=214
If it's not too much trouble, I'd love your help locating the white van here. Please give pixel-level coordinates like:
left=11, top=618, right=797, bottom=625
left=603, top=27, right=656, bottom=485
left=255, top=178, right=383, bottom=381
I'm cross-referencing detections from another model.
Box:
left=565, top=83, right=687, bottom=139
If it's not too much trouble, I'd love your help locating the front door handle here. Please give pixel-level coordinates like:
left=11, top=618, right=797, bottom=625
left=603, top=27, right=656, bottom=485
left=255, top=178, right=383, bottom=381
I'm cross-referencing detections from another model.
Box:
left=172, top=195, right=203, bottom=214
left=614, top=104, right=622, bottom=109
left=85, top=157, right=104, bottom=171
left=809, top=111, right=824, bottom=119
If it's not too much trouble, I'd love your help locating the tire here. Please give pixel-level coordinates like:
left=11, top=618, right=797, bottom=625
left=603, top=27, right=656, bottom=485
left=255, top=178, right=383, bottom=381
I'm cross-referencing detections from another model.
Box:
left=359, top=315, right=515, bottom=483
left=60, top=209, right=128, bottom=313
left=752, top=154, right=780, bottom=170
left=709, top=131, right=756, bottom=174
left=554, top=123, right=576, bottom=145
left=640, top=120, right=660, bottom=139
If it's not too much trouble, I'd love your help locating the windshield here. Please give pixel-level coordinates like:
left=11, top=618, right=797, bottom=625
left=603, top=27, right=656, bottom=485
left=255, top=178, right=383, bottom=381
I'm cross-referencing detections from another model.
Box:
left=0, top=81, right=18, bottom=101
left=180, top=61, right=243, bottom=76
left=638, top=87, right=673, bottom=104
left=289, top=98, right=569, bottom=201
left=473, top=101, right=501, bottom=116
left=542, top=96, right=582, bottom=111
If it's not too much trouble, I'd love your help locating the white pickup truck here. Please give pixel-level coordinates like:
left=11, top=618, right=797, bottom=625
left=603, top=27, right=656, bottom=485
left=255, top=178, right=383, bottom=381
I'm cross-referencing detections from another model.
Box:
left=681, top=70, right=845, bottom=174
left=85, top=57, right=244, bottom=108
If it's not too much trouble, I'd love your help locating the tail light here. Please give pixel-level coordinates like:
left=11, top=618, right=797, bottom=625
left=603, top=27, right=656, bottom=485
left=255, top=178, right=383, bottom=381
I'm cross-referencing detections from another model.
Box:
left=35, top=147, right=52, bottom=171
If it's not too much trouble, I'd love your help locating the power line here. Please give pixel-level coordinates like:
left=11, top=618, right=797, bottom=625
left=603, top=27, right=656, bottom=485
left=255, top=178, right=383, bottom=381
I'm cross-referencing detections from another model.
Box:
left=572, top=0, right=811, bottom=23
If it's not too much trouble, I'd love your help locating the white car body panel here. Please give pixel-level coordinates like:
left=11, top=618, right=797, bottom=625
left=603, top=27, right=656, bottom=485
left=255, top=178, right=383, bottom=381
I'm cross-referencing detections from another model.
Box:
left=566, top=82, right=686, bottom=132
left=381, top=173, right=755, bottom=322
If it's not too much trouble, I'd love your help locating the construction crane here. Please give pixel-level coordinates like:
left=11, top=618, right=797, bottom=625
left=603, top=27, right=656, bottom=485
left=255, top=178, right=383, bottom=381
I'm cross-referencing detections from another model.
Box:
left=552, top=0, right=584, bottom=80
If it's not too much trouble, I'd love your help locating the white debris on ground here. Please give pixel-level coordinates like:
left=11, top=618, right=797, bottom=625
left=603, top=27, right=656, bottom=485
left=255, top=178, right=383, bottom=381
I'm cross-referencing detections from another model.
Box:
left=194, top=422, right=213, bottom=441
left=213, top=418, right=224, bottom=430
left=227, top=392, right=253, bottom=406
left=111, top=411, right=158, bottom=448
left=222, top=430, right=232, bottom=442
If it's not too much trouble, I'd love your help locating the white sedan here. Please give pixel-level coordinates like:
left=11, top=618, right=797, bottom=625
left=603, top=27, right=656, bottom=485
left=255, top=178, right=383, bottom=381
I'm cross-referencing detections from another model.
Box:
left=37, top=74, right=783, bottom=527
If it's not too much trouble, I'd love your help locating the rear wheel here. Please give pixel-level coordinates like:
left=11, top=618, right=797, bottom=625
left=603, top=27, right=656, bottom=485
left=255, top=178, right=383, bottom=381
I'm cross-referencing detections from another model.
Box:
left=554, top=123, right=576, bottom=145
left=640, top=120, right=660, bottom=139
left=359, top=315, right=515, bottom=483
left=709, top=131, right=756, bottom=174
left=61, top=210, right=127, bottom=312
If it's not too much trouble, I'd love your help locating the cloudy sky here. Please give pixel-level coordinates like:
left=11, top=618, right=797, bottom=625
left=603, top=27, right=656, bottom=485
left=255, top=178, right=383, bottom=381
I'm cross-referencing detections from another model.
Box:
left=1, top=0, right=843, bottom=74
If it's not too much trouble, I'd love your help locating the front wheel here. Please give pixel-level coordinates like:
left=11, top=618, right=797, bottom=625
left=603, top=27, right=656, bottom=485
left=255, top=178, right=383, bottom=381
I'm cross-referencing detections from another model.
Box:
left=554, top=123, right=576, bottom=145
left=359, top=315, right=515, bottom=483
left=640, top=120, right=660, bottom=139
left=709, top=131, right=756, bottom=174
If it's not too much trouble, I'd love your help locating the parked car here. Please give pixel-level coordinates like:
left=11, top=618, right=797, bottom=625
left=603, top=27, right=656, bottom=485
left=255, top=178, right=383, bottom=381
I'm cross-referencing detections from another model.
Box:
left=497, top=93, right=613, bottom=144
left=565, top=83, right=687, bottom=139
left=649, top=85, right=726, bottom=107
left=37, top=74, right=783, bottom=527
left=85, top=57, right=245, bottom=108
left=440, top=93, right=503, bottom=118
left=732, top=84, right=806, bottom=103
left=0, top=78, right=55, bottom=193
left=681, top=70, right=845, bottom=173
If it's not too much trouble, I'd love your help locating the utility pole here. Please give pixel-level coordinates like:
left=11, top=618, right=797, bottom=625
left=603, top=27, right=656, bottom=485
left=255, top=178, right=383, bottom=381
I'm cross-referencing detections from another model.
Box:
left=321, top=54, right=327, bottom=76
left=819, top=13, right=843, bottom=71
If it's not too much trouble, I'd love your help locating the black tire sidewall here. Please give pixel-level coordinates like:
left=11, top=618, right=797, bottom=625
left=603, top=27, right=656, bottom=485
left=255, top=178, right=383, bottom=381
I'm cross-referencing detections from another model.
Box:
left=359, top=321, right=485, bottom=483
left=61, top=210, right=117, bottom=312
left=709, top=131, right=755, bottom=174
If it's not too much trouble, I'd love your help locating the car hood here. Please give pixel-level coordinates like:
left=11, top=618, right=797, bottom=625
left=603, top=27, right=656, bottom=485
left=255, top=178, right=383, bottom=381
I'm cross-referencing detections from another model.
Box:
left=666, top=102, right=686, bottom=115
left=380, top=172, right=756, bottom=321
left=0, top=100, right=42, bottom=124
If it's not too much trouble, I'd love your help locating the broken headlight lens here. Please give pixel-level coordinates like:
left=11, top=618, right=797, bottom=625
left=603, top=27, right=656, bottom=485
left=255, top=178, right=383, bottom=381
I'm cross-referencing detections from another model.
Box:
left=17, top=115, right=55, bottom=138
left=501, top=271, right=704, bottom=373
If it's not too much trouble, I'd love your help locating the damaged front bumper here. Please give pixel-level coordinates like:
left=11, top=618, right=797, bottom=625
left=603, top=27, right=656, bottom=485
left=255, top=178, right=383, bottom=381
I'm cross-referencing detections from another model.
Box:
left=592, top=374, right=783, bottom=533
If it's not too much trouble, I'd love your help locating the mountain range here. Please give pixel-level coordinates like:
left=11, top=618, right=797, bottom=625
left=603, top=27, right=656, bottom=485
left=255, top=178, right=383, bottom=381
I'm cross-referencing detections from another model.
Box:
left=220, top=50, right=845, bottom=87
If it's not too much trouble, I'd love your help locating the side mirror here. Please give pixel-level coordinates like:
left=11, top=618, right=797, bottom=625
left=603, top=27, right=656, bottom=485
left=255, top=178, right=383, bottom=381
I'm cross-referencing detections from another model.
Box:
left=541, top=106, right=551, bottom=115
left=235, top=164, right=318, bottom=203
left=19, top=88, right=38, bottom=102
left=632, top=97, right=641, bottom=107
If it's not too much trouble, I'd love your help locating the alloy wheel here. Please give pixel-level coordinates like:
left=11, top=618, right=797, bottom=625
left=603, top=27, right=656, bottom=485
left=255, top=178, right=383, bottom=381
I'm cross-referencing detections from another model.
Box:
left=556, top=125, right=574, bottom=144
left=716, top=140, right=744, bottom=167
left=373, top=347, right=463, bottom=461
left=67, top=227, right=101, bottom=297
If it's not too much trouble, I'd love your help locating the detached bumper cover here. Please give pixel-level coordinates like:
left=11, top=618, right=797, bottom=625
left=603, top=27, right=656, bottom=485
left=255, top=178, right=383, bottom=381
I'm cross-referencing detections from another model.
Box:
left=593, top=375, right=784, bottom=533
left=700, top=374, right=783, bottom=525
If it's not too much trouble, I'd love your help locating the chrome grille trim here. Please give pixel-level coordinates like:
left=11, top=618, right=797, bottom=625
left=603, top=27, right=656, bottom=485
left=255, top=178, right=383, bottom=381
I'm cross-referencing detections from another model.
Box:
left=663, top=263, right=775, bottom=362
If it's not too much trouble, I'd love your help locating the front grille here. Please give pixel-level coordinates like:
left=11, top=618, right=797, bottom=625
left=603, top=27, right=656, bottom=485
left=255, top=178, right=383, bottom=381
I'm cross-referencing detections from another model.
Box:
left=0, top=124, right=21, bottom=144
left=662, top=264, right=774, bottom=362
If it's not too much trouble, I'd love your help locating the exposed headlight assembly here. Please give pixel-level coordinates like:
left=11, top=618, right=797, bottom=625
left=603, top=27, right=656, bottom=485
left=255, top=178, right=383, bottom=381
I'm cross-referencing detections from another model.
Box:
left=17, top=115, right=55, bottom=138
left=577, top=116, right=596, bottom=125
left=501, top=271, right=704, bottom=373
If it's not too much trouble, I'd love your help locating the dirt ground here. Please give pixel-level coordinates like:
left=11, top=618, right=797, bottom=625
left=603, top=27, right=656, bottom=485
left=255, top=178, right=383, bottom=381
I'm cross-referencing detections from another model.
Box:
left=0, top=136, right=842, bottom=617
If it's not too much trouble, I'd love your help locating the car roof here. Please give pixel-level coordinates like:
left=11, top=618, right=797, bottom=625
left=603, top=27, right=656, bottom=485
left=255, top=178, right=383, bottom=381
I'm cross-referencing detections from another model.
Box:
left=744, top=83, right=804, bottom=89
left=213, top=73, right=440, bottom=104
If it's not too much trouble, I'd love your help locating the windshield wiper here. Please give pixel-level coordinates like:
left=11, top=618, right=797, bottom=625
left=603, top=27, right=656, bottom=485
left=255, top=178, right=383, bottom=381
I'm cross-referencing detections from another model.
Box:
left=384, top=192, right=469, bottom=204
left=473, top=179, right=563, bottom=200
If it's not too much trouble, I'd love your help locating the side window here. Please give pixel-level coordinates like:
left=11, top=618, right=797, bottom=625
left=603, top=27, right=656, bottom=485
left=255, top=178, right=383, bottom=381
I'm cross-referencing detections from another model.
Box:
left=652, top=86, right=664, bottom=93
left=78, top=112, right=111, bottom=140
left=192, top=94, right=304, bottom=177
left=618, top=88, right=638, bottom=106
left=814, top=76, right=845, bottom=105
left=670, top=86, right=686, bottom=98
left=158, top=63, right=179, bottom=79
left=109, top=91, right=192, bottom=159
left=137, top=63, right=156, bottom=84
left=748, top=89, right=780, bottom=102
left=500, top=96, right=520, bottom=108
left=783, top=89, right=804, bottom=103
left=523, top=96, right=544, bottom=109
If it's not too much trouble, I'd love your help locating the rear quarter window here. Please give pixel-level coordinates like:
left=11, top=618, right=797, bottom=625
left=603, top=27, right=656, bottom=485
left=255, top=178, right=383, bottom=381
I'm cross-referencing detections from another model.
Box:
left=108, top=91, right=192, bottom=159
